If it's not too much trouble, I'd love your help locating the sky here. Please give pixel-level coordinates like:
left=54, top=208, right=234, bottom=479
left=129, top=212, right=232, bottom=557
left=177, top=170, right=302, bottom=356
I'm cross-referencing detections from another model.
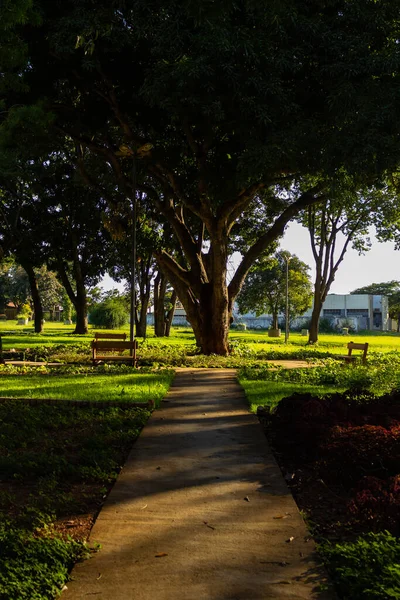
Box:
left=101, top=222, right=400, bottom=294
left=281, top=223, right=400, bottom=294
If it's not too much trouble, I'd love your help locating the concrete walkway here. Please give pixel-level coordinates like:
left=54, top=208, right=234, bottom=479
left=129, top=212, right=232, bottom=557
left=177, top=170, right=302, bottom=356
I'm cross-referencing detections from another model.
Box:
left=63, top=369, right=334, bottom=600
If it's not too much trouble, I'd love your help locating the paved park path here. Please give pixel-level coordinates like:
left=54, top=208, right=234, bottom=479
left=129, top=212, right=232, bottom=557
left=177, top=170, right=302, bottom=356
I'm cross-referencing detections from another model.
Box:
left=63, top=369, right=335, bottom=600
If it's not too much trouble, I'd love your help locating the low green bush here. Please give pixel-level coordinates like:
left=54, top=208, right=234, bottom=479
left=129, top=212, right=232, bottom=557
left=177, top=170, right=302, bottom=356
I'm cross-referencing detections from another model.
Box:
left=0, top=523, right=92, bottom=600
left=320, top=531, right=400, bottom=599
left=89, top=299, right=129, bottom=329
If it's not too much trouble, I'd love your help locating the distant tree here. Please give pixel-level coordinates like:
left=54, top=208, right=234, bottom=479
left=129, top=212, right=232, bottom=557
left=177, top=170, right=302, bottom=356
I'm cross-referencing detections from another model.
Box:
left=301, top=180, right=399, bottom=344
left=35, top=265, right=63, bottom=312
left=5, top=264, right=30, bottom=312
left=89, top=295, right=129, bottom=330
left=351, top=281, right=400, bottom=332
left=237, top=251, right=313, bottom=330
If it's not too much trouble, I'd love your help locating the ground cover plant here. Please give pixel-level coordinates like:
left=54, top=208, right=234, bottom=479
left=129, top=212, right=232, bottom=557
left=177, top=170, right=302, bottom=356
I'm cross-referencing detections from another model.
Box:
left=0, top=361, right=173, bottom=599
left=0, top=400, right=152, bottom=599
left=247, top=379, right=400, bottom=599
left=238, top=351, right=400, bottom=411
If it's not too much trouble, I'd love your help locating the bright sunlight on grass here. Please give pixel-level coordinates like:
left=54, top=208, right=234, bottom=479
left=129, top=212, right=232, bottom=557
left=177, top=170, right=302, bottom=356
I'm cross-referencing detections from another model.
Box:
left=0, top=370, right=174, bottom=405
left=239, top=379, right=344, bottom=412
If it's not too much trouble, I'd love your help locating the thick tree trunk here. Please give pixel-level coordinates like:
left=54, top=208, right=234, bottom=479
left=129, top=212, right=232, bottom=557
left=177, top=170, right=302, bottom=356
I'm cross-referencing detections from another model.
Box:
left=74, top=292, right=88, bottom=334
left=56, top=259, right=88, bottom=334
left=157, top=239, right=231, bottom=355
left=136, top=258, right=152, bottom=338
left=154, top=272, right=168, bottom=337
left=23, top=262, right=43, bottom=333
left=308, top=300, right=323, bottom=344
left=308, top=276, right=326, bottom=344
left=271, top=312, right=279, bottom=330
left=165, top=290, right=177, bottom=337
left=136, top=296, right=149, bottom=337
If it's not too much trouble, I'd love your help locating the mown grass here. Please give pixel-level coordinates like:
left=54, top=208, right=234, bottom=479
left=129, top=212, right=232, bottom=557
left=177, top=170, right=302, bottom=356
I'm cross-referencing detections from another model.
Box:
left=0, top=366, right=174, bottom=406
left=1, top=322, right=399, bottom=358
left=0, top=362, right=173, bottom=599
left=240, top=379, right=344, bottom=412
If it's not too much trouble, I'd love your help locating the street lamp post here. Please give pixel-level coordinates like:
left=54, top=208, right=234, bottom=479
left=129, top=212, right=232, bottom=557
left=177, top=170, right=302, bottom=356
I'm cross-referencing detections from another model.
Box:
left=285, top=256, right=291, bottom=344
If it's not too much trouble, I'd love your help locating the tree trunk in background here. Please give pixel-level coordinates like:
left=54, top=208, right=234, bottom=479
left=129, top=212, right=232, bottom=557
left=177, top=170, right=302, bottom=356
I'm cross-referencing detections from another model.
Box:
left=308, top=299, right=323, bottom=344
left=136, top=257, right=152, bottom=338
left=154, top=272, right=168, bottom=337
left=165, top=290, right=177, bottom=337
left=57, top=259, right=88, bottom=334
left=22, top=262, right=43, bottom=333
left=74, top=284, right=88, bottom=334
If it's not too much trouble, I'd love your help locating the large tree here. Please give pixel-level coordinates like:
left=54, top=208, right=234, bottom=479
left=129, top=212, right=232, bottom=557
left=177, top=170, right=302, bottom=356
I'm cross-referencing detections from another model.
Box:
left=2, top=1, right=400, bottom=353
left=237, top=251, right=313, bottom=330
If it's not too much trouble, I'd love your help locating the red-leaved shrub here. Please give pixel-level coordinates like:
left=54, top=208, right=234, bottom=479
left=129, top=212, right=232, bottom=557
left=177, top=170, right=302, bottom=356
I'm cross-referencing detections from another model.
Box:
left=348, top=475, right=400, bottom=535
left=319, top=424, right=400, bottom=487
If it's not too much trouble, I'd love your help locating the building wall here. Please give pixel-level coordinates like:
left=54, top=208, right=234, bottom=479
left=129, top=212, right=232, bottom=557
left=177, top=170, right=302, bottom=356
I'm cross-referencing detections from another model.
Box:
left=233, top=294, right=390, bottom=331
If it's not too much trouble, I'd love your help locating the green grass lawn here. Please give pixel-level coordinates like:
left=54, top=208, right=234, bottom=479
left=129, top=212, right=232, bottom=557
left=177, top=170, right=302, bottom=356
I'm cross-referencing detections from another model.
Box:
left=239, top=379, right=345, bottom=412
left=1, top=321, right=399, bottom=353
left=0, top=369, right=174, bottom=405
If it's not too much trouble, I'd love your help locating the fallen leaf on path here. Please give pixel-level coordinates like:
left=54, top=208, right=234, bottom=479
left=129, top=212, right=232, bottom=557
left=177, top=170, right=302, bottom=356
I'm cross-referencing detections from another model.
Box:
left=244, top=496, right=250, bottom=502
left=273, top=515, right=287, bottom=519
left=141, top=504, right=148, bottom=510
left=155, top=552, right=168, bottom=558
left=96, top=573, right=102, bottom=580
left=286, top=537, right=295, bottom=543
left=203, top=521, right=215, bottom=530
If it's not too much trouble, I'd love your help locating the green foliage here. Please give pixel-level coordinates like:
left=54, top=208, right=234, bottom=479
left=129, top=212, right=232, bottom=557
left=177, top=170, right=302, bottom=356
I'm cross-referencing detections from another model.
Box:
left=0, top=523, right=91, bottom=600
left=0, top=399, right=152, bottom=599
left=89, top=298, right=129, bottom=329
left=239, top=352, right=400, bottom=396
left=17, top=303, right=32, bottom=319
left=237, top=251, right=312, bottom=328
left=320, top=532, right=400, bottom=600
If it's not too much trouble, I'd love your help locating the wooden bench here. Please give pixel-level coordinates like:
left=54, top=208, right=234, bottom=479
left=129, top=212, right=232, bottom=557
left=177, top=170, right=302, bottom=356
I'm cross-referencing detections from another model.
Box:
left=340, top=341, right=369, bottom=365
left=91, top=340, right=138, bottom=366
left=94, top=332, right=127, bottom=341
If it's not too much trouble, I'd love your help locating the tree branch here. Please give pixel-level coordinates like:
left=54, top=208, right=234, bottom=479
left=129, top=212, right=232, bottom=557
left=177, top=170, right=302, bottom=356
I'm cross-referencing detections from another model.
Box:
left=228, top=186, right=326, bottom=300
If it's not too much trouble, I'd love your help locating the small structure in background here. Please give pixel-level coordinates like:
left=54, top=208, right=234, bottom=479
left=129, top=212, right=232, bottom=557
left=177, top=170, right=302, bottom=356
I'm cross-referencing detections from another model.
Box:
left=232, top=294, right=390, bottom=332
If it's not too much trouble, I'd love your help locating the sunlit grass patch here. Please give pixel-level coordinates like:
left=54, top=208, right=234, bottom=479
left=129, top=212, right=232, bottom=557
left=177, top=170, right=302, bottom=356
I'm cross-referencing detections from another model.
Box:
left=0, top=370, right=174, bottom=406
left=239, top=379, right=343, bottom=412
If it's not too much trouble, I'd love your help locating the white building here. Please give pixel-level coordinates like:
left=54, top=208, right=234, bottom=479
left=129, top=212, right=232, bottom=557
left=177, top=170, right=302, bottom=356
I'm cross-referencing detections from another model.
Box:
left=234, top=294, right=390, bottom=331
left=303, top=294, right=389, bottom=331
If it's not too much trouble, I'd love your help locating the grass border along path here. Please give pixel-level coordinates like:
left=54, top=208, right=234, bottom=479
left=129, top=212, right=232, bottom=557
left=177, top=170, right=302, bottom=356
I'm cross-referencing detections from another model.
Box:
left=0, top=367, right=174, bottom=600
